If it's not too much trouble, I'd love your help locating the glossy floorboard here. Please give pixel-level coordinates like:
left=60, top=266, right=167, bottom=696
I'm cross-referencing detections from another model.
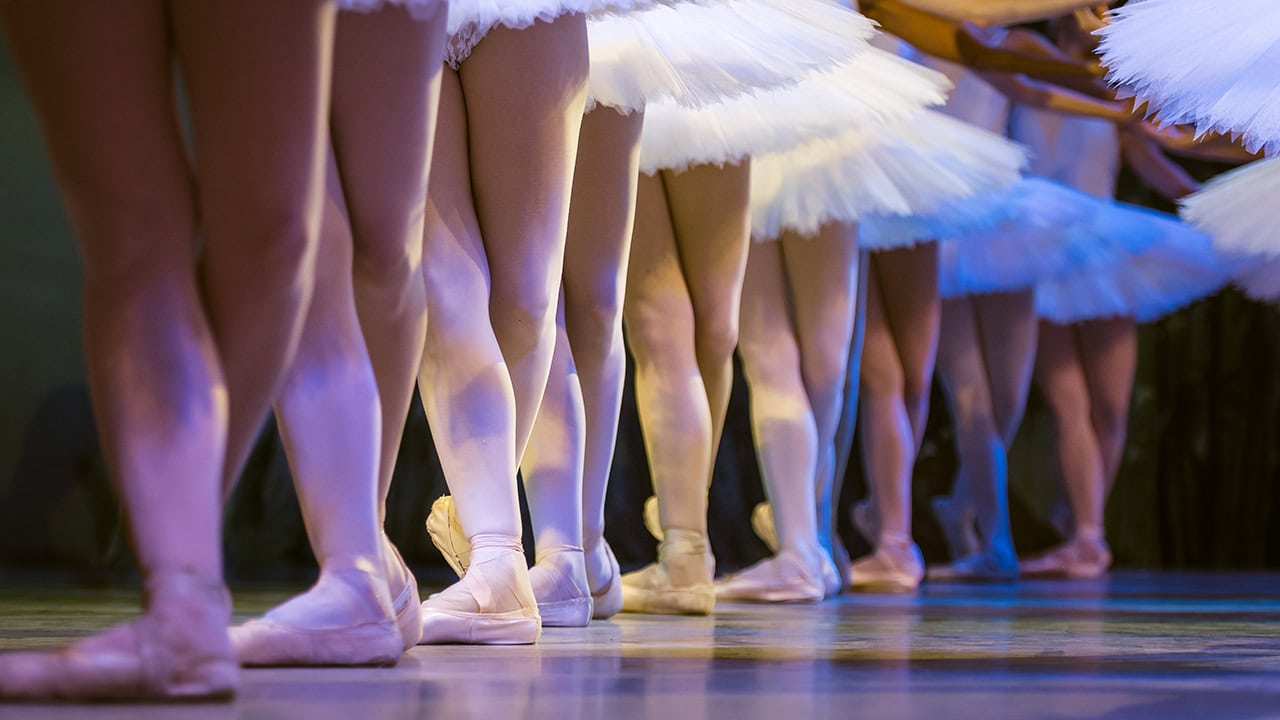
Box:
left=0, top=572, right=1277, bottom=719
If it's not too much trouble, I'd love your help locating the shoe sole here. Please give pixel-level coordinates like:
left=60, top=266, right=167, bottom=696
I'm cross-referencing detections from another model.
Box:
left=621, top=586, right=715, bottom=615
left=419, top=610, right=541, bottom=645
left=233, top=622, right=403, bottom=667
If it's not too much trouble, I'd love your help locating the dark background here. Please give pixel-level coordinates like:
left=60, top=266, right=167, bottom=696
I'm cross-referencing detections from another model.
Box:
left=1, top=49, right=1277, bottom=588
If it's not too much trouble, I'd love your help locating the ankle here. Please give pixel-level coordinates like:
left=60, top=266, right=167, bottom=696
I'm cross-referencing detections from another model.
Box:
left=468, top=534, right=524, bottom=565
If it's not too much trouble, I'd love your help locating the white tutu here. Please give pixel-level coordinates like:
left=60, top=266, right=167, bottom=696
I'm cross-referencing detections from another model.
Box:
left=639, top=48, right=948, bottom=174
left=1230, top=256, right=1280, bottom=302
left=445, top=0, right=653, bottom=68
left=1096, top=0, right=1280, bottom=156
left=1180, top=156, right=1280, bottom=257
left=587, top=0, right=877, bottom=113
left=338, top=0, right=441, bottom=17
left=1035, top=209, right=1227, bottom=324
left=750, top=109, right=1026, bottom=242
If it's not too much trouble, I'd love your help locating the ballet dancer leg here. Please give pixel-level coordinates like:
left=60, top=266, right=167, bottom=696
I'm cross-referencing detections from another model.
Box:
left=416, top=67, right=536, bottom=645
left=783, top=223, right=861, bottom=594
left=1023, top=321, right=1112, bottom=578
left=1077, top=318, right=1137, bottom=495
left=828, top=250, right=872, bottom=587
left=330, top=5, right=447, bottom=635
left=721, top=238, right=825, bottom=603
left=851, top=245, right=939, bottom=591
left=235, top=7, right=449, bottom=663
left=621, top=162, right=751, bottom=614
left=0, top=0, right=333, bottom=699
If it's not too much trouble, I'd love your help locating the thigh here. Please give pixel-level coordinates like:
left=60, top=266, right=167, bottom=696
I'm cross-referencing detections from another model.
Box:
left=460, top=15, right=589, bottom=298
left=562, top=107, right=646, bottom=317
left=422, top=68, right=491, bottom=307
left=1077, top=317, right=1137, bottom=426
left=1, top=0, right=197, bottom=268
left=331, top=4, right=448, bottom=261
left=782, top=222, right=860, bottom=392
left=739, top=240, right=793, bottom=360
left=624, top=172, right=695, bottom=335
left=171, top=0, right=335, bottom=248
left=874, top=243, right=941, bottom=395
left=663, top=161, right=753, bottom=337
left=973, top=289, right=1038, bottom=439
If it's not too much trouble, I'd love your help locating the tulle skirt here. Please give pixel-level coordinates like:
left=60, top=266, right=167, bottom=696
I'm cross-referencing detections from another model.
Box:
left=586, top=0, right=877, bottom=113
left=1230, top=256, right=1280, bottom=302
left=1097, top=0, right=1280, bottom=155
left=445, top=0, right=652, bottom=68
left=338, top=0, right=442, bottom=17
left=750, top=110, right=1026, bottom=242
left=1180, top=156, right=1280, bottom=257
left=937, top=179, right=1161, bottom=298
left=639, top=46, right=948, bottom=174
left=1035, top=209, right=1227, bottom=324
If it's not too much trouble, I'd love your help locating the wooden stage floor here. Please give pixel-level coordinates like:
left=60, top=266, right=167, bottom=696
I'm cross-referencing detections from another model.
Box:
left=0, top=571, right=1277, bottom=719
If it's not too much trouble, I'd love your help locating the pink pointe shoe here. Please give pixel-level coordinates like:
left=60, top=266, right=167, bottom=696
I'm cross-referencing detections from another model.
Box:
left=425, top=495, right=592, bottom=627
left=1020, top=535, right=1112, bottom=580
left=0, top=571, right=237, bottom=702
left=419, top=535, right=542, bottom=645
left=715, top=550, right=825, bottom=603
left=585, top=539, right=624, bottom=620
left=231, top=556, right=402, bottom=667
left=621, top=528, right=716, bottom=615
left=385, top=539, right=423, bottom=649
left=848, top=538, right=925, bottom=593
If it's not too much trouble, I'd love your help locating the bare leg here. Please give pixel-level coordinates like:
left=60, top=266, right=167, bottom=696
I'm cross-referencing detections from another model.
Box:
left=719, top=238, right=824, bottom=603
left=666, top=163, right=754, bottom=475
left=237, top=159, right=401, bottom=666
left=171, top=0, right=336, bottom=493
left=625, top=172, right=711, bottom=538
left=417, top=68, right=535, bottom=642
left=852, top=245, right=938, bottom=591
left=1025, top=320, right=1112, bottom=578
left=829, top=250, right=871, bottom=585
left=558, top=106, right=645, bottom=617
left=782, top=223, right=860, bottom=587
left=0, top=0, right=333, bottom=699
left=464, top=17, right=590, bottom=461
left=1077, top=317, right=1137, bottom=492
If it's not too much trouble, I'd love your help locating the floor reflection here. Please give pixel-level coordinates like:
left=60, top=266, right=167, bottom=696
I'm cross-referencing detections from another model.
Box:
left=0, top=572, right=1277, bottom=719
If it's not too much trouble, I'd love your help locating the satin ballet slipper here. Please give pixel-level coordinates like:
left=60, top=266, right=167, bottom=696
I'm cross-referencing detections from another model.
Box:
left=927, top=542, right=1019, bottom=583
left=0, top=571, right=237, bottom=702
left=231, top=556, right=401, bottom=667
left=848, top=536, right=925, bottom=593
left=750, top=502, right=781, bottom=554
left=931, top=496, right=982, bottom=561
left=715, top=549, right=825, bottom=603
left=385, top=538, right=423, bottom=649
left=1020, top=534, right=1111, bottom=580
left=425, top=494, right=469, bottom=578
left=419, top=536, right=541, bottom=645
left=585, top=539, right=624, bottom=620
left=529, top=546, right=593, bottom=628
left=621, top=528, right=716, bottom=616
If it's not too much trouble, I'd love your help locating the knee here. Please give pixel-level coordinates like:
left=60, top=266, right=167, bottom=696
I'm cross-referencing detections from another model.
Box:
left=216, top=203, right=318, bottom=285
left=490, top=282, right=557, bottom=358
left=351, top=223, right=424, bottom=298
left=1090, top=403, right=1130, bottom=448
left=860, top=353, right=906, bottom=404
left=564, top=281, right=624, bottom=365
left=801, top=348, right=848, bottom=427
left=693, top=311, right=739, bottom=370
left=948, top=386, right=1000, bottom=449
left=624, top=296, right=691, bottom=369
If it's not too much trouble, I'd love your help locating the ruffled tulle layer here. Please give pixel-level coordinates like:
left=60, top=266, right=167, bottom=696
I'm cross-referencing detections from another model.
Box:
left=1035, top=208, right=1227, bottom=323
left=1097, top=0, right=1280, bottom=156
left=338, top=0, right=442, bottom=18
left=937, top=179, right=1163, bottom=298
left=445, top=0, right=655, bottom=67
left=639, top=46, right=948, bottom=174
left=750, top=110, right=1025, bottom=241
left=587, top=0, right=877, bottom=113
left=1180, top=156, right=1280, bottom=257
left=1230, top=256, right=1280, bottom=302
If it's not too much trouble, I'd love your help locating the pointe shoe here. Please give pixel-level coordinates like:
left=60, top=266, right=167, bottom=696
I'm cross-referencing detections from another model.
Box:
left=419, top=537, right=541, bottom=645
left=0, top=571, right=237, bottom=702
left=529, top=547, right=593, bottom=628
left=715, top=550, right=825, bottom=603
left=818, top=549, right=844, bottom=597
left=848, top=539, right=924, bottom=593
left=642, top=496, right=664, bottom=541
left=750, top=502, right=781, bottom=554
left=931, top=496, right=981, bottom=560
left=232, top=557, right=402, bottom=667
left=852, top=501, right=879, bottom=543
left=1020, top=535, right=1112, bottom=579
left=425, top=495, right=469, bottom=578
left=585, top=540, right=624, bottom=620
left=385, top=539, right=423, bottom=649
left=927, top=545, right=1019, bottom=583
left=621, top=529, right=715, bottom=615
